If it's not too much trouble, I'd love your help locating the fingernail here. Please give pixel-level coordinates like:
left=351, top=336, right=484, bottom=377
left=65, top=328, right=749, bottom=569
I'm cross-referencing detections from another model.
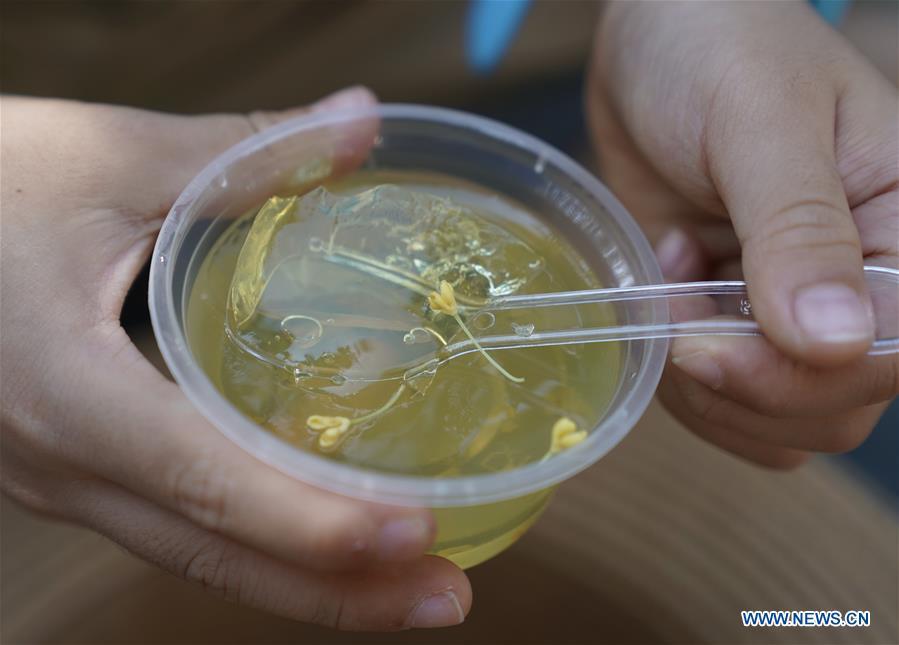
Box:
left=655, top=229, right=689, bottom=280
left=311, top=86, right=376, bottom=113
left=377, top=516, right=433, bottom=561
left=671, top=350, right=724, bottom=390
left=406, top=590, right=465, bottom=629
left=793, top=283, right=874, bottom=344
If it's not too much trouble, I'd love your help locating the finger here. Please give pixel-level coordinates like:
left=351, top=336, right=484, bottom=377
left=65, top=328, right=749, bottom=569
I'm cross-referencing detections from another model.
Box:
left=654, top=225, right=745, bottom=285
left=660, top=362, right=887, bottom=453
left=706, top=71, right=874, bottom=366
left=670, top=334, right=899, bottom=418
left=834, top=50, right=899, bottom=269
left=140, top=85, right=379, bottom=217
left=658, top=368, right=809, bottom=468
left=654, top=228, right=706, bottom=283
left=1, top=88, right=378, bottom=221
left=56, top=477, right=470, bottom=631
left=51, top=333, right=436, bottom=571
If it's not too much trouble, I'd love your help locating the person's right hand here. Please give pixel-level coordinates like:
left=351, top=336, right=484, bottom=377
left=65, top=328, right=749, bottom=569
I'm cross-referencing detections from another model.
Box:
left=587, top=1, right=897, bottom=468
left=0, top=91, right=470, bottom=631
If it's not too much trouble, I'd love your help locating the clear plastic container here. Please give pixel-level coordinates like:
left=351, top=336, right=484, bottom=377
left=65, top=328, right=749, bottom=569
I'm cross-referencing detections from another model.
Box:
left=148, top=105, right=668, bottom=568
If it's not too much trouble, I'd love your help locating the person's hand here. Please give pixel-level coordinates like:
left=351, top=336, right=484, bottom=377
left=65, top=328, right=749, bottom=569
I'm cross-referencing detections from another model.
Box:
left=588, top=1, right=898, bottom=466
left=0, top=91, right=470, bottom=630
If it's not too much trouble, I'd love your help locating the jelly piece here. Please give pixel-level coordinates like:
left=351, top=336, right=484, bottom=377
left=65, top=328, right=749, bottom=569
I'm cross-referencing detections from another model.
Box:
left=225, top=185, right=542, bottom=384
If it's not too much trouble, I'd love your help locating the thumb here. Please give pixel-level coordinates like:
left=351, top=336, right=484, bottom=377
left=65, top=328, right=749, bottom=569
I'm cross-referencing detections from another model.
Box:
left=707, top=85, right=874, bottom=366
left=134, top=86, right=378, bottom=206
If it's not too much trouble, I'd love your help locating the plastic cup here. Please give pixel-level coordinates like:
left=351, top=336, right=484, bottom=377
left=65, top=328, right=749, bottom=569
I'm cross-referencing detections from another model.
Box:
left=149, top=104, right=668, bottom=568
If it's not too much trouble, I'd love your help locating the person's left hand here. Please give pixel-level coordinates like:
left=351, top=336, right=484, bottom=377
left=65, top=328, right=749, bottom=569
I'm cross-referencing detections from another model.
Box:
left=1, top=91, right=471, bottom=631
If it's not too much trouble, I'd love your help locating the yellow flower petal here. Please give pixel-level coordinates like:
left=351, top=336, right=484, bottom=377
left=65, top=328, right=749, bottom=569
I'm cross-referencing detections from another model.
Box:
left=428, top=280, right=458, bottom=315
left=549, top=417, right=585, bottom=454
left=440, top=280, right=455, bottom=306
left=559, top=430, right=587, bottom=449
left=318, top=427, right=345, bottom=451
left=427, top=291, right=444, bottom=312
left=307, top=415, right=350, bottom=433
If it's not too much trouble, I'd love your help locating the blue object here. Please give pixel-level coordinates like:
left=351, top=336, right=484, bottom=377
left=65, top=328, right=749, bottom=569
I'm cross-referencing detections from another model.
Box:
left=466, top=0, right=532, bottom=73
left=809, top=0, right=853, bottom=25
left=466, top=0, right=853, bottom=73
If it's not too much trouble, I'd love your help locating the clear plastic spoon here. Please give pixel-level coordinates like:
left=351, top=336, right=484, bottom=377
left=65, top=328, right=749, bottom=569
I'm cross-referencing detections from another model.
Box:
left=234, top=265, right=898, bottom=385
left=436, top=265, right=899, bottom=369
left=388, top=265, right=899, bottom=386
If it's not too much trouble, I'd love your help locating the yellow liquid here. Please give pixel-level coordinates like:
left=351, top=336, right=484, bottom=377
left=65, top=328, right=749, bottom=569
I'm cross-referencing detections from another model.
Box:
left=186, top=171, right=620, bottom=567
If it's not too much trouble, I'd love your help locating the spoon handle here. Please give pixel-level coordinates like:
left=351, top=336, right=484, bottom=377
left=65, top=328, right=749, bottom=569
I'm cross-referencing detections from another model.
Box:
left=441, top=266, right=899, bottom=359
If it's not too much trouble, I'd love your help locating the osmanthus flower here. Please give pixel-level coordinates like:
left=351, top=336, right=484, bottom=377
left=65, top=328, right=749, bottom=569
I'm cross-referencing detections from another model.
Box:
left=306, top=415, right=352, bottom=451
left=541, top=417, right=588, bottom=461
left=428, top=280, right=523, bottom=383
left=306, top=385, right=406, bottom=452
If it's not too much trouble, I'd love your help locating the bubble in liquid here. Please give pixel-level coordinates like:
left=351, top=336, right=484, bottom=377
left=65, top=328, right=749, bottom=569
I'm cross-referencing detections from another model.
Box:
left=403, top=358, right=439, bottom=395
left=330, top=374, right=347, bottom=385
left=472, top=312, right=496, bottom=331
left=739, top=297, right=753, bottom=316
left=528, top=258, right=544, bottom=270
left=308, top=237, right=325, bottom=253
left=281, top=315, right=323, bottom=348
left=404, top=358, right=438, bottom=379
left=511, top=322, right=535, bottom=337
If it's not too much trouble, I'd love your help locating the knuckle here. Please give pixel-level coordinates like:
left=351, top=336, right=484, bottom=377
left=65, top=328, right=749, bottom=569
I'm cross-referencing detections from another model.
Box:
left=751, top=382, right=794, bottom=419
left=677, top=375, right=728, bottom=425
left=306, top=513, right=368, bottom=562
left=246, top=111, right=282, bottom=135
left=707, top=343, right=800, bottom=418
left=0, top=445, right=64, bottom=517
left=167, top=455, right=234, bottom=532
left=776, top=64, right=833, bottom=108
left=2, top=393, right=54, bottom=457
left=1, top=473, right=56, bottom=515
left=749, top=199, right=857, bottom=257
left=181, top=541, right=245, bottom=603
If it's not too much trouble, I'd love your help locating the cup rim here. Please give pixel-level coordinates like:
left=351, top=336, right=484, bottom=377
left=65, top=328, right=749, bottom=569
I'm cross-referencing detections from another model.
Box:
left=148, top=103, right=668, bottom=507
